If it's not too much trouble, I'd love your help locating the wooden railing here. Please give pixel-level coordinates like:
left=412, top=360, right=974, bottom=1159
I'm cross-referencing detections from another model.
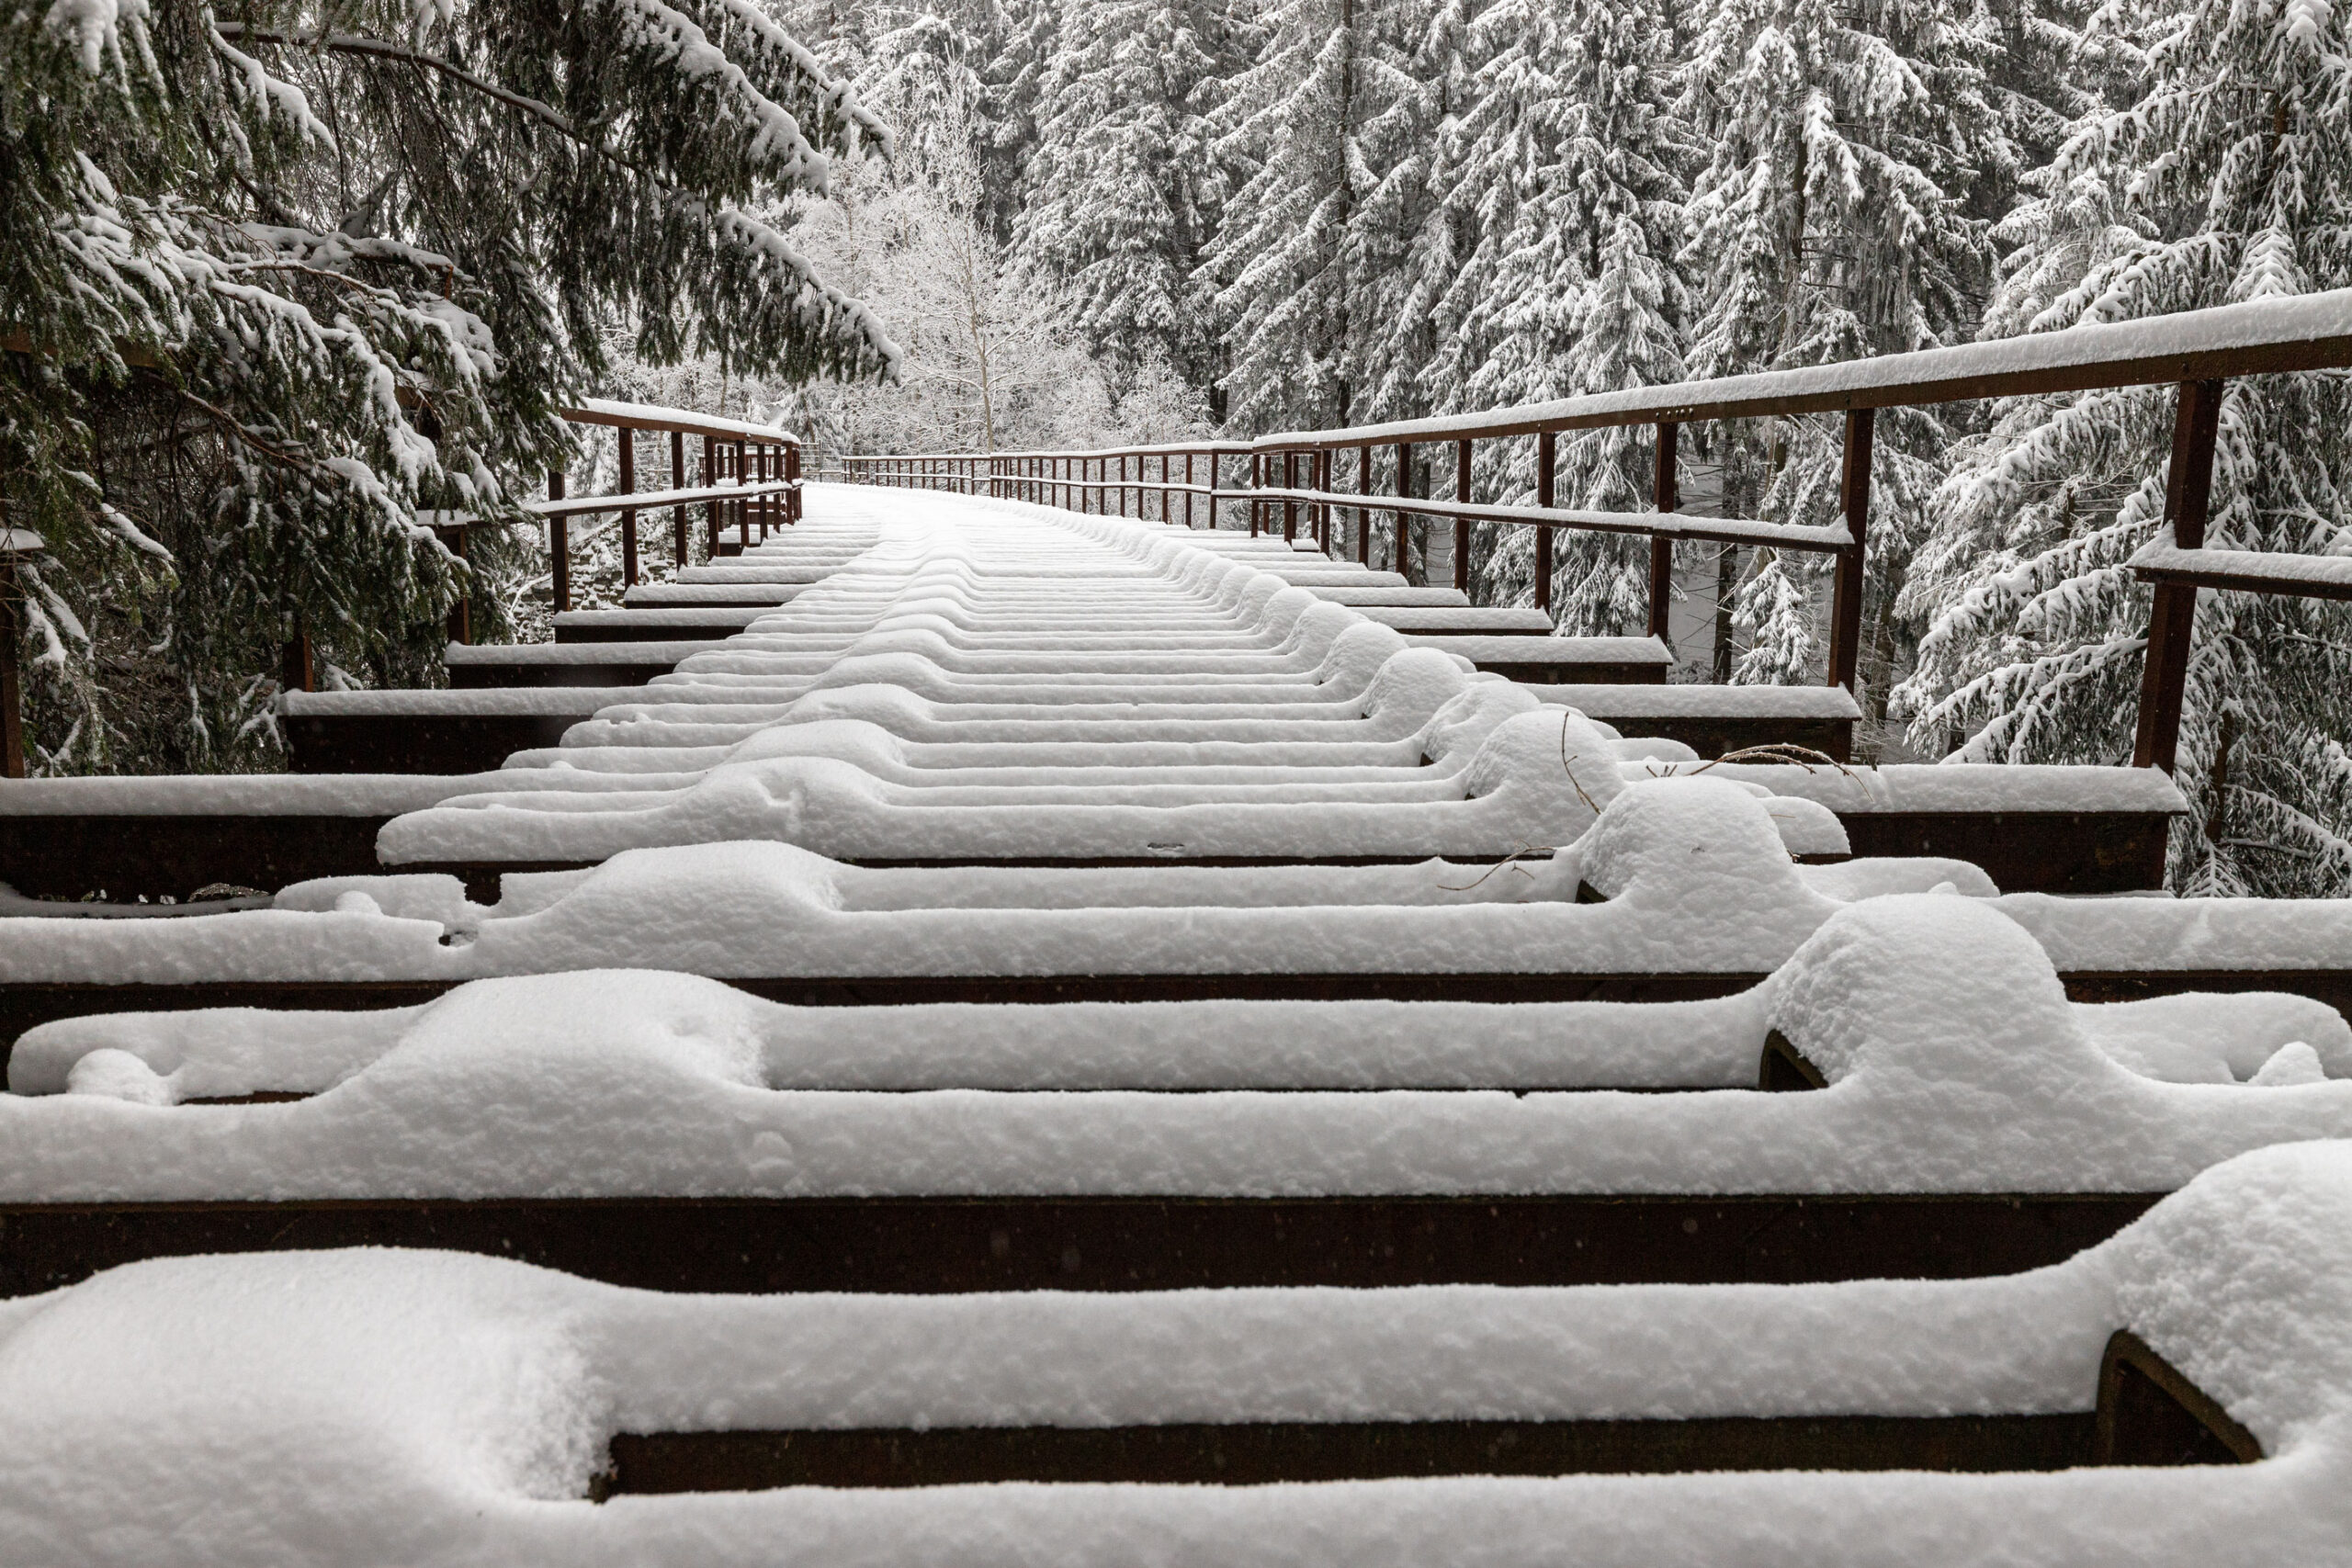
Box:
left=278, top=401, right=802, bottom=699
left=842, top=289, right=2352, bottom=773
left=842, top=444, right=1251, bottom=529
left=2, top=398, right=807, bottom=771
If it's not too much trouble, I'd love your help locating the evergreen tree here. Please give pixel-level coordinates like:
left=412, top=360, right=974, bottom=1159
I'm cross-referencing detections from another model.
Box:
left=1418, top=0, right=1690, bottom=621
left=1894, top=0, right=2352, bottom=895
left=1678, top=0, right=2004, bottom=708
left=1201, top=0, right=1417, bottom=431
left=4, top=0, right=893, bottom=771
left=1015, top=0, right=1229, bottom=385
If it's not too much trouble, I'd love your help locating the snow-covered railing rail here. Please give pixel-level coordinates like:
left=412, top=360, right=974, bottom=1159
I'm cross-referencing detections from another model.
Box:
left=2128, top=534, right=2352, bottom=603
left=841, top=443, right=1253, bottom=528
left=1246, top=290, right=2352, bottom=774
left=259, top=400, right=803, bottom=705
left=547, top=400, right=802, bottom=611
left=845, top=290, right=2352, bottom=775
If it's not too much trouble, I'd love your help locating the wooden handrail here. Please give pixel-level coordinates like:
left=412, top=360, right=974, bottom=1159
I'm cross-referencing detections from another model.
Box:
left=1251, top=289, right=2352, bottom=449
left=840, top=289, right=2352, bottom=780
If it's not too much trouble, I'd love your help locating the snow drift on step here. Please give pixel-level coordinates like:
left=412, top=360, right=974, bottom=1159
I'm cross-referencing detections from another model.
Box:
left=9, top=895, right=2351, bottom=1201
left=10, top=1141, right=2352, bottom=1563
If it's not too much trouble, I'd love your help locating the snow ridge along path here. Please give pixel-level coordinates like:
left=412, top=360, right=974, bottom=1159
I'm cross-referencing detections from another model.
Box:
left=2, top=482, right=2349, bottom=1565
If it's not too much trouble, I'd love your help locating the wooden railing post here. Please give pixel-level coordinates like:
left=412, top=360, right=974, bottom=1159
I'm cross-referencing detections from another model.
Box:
left=1453, top=438, right=1473, bottom=593
left=1394, top=441, right=1412, bottom=576
left=704, top=436, right=719, bottom=554
left=1184, top=452, right=1195, bottom=527
left=1283, top=451, right=1298, bottom=542
left=1650, top=422, right=1679, bottom=640
left=435, top=524, right=471, bottom=646
left=1, top=546, right=26, bottom=777
left=1827, top=408, right=1875, bottom=692
left=617, top=428, right=639, bottom=585
left=1315, top=449, right=1332, bottom=552
left=1249, top=452, right=1262, bottom=536
left=548, top=468, right=570, bottom=613
left=2133, top=379, right=2225, bottom=772
left=786, top=443, right=801, bottom=524
left=279, top=621, right=315, bottom=695
left=734, top=441, right=749, bottom=547
left=1356, top=445, right=1372, bottom=563
left=671, top=431, right=689, bottom=565
left=1533, top=431, right=1555, bottom=619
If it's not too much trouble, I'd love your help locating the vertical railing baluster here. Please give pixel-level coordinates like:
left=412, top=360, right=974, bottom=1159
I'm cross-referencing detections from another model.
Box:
left=2132, top=379, right=2224, bottom=773
left=1650, top=422, right=1678, bottom=641
left=704, top=435, right=718, bottom=555
left=618, top=427, right=639, bottom=586
left=671, top=431, right=688, bottom=567
left=1394, top=441, right=1412, bottom=577
left=1454, top=437, right=1472, bottom=594
left=1826, top=408, right=1876, bottom=694
left=1356, top=445, right=1372, bottom=564
left=1534, top=431, right=1555, bottom=620
left=548, top=468, right=570, bottom=614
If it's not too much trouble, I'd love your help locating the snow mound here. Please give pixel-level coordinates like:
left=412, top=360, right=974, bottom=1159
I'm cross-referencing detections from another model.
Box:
left=0, top=1250, right=605, bottom=1561
left=2109, top=1140, right=2352, bottom=1453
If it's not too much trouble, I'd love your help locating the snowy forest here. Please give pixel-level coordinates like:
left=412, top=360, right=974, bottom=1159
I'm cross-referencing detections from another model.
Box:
left=5, top=0, right=2351, bottom=895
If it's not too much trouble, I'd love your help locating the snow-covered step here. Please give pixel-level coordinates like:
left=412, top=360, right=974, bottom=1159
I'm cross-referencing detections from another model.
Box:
left=1306, top=585, right=1476, bottom=606
left=1527, top=681, right=1861, bottom=759
left=1414, top=634, right=1673, bottom=682
left=552, top=607, right=779, bottom=642
left=281, top=687, right=650, bottom=774
left=0, top=1141, right=2338, bottom=1551
left=1352, top=605, right=1556, bottom=636
left=5, top=784, right=2344, bottom=1048
left=8, top=897, right=2346, bottom=1299
left=445, top=641, right=730, bottom=688
left=620, top=582, right=808, bottom=607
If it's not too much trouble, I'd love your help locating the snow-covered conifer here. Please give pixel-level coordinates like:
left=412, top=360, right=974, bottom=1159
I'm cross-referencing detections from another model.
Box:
left=1679, top=0, right=2005, bottom=705
left=1894, top=0, right=2352, bottom=894
left=1417, top=0, right=1690, bottom=619
left=1201, top=0, right=1420, bottom=431
left=1015, top=0, right=1231, bottom=385
left=4, top=0, right=894, bottom=770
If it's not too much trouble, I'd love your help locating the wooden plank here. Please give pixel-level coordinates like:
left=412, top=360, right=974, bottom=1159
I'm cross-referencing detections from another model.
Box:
left=0, top=1192, right=2163, bottom=1299
left=603, top=1412, right=2098, bottom=1494
left=2094, top=1330, right=2262, bottom=1465
left=2132, top=381, right=2222, bottom=772
left=0, top=814, right=395, bottom=901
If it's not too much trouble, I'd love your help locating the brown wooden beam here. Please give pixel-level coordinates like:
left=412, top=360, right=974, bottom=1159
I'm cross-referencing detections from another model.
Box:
left=1827, top=408, right=1874, bottom=692
left=547, top=468, right=569, bottom=613
left=1534, top=431, right=1555, bottom=618
left=2132, top=380, right=2223, bottom=771
left=1454, top=437, right=1473, bottom=594
left=1649, top=423, right=1678, bottom=640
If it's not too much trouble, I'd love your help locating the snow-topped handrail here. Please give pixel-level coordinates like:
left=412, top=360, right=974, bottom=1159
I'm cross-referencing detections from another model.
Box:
left=560, top=398, right=798, bottom=446
left=840, top=443, right=1250, bottom=530
left=2129, top=531, right=2352, bottom=604
left=1251, top=289, right=2352, bottom=448
left=526, top=400, right=807, bottom=624
left=841, top=292, right=2352, bottom=776
left=531, top=478, right=796, bottom=520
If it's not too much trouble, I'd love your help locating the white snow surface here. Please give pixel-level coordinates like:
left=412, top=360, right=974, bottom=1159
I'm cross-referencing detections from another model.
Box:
left=8, top=895, right=2351, bottom=1201
left=8, top=1143, right=2352, bottom=1563
left=0, top=775, right=2337, bottom=985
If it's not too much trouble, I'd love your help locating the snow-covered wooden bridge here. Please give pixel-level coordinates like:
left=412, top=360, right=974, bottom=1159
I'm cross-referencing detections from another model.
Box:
left=5, top=294, right=2352, bottom=1562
